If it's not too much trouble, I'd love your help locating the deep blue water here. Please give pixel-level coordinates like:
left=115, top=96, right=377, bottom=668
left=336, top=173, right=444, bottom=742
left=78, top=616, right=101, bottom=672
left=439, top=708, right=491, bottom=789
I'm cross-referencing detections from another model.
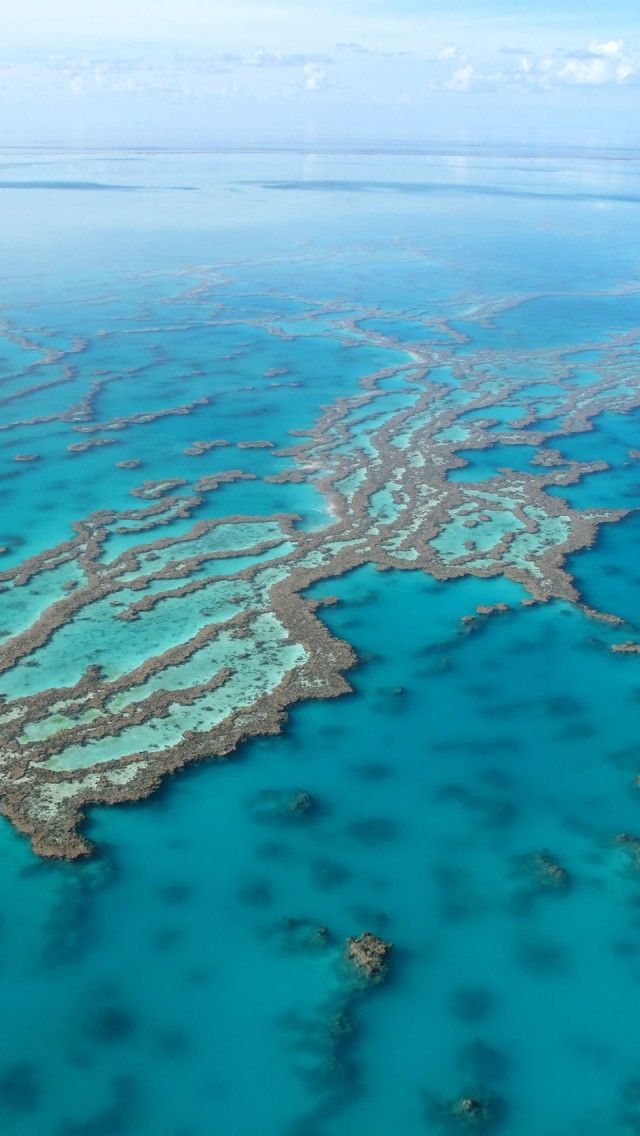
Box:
left=0, top=148, right=640, bottom=1135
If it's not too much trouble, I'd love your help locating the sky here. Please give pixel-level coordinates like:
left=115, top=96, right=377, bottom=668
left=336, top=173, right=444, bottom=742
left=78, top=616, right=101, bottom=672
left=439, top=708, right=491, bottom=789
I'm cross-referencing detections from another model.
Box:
left=1, top=0, right=639, bottom=148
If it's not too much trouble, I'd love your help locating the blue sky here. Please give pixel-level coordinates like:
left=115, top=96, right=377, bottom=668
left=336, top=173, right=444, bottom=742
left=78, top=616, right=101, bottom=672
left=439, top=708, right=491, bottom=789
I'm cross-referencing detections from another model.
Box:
left=2, top=0, right=639, bottom=147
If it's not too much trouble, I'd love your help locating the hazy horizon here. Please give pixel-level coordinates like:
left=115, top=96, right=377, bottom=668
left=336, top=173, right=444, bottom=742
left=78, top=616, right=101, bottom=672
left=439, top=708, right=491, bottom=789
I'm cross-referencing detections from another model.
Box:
left=2, top=0, right=638, bottom=148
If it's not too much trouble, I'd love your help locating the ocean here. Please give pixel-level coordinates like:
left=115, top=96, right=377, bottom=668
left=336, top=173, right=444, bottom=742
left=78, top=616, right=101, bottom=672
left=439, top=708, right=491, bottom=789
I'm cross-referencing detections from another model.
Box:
left=0, top=146, right=640, bottom=1134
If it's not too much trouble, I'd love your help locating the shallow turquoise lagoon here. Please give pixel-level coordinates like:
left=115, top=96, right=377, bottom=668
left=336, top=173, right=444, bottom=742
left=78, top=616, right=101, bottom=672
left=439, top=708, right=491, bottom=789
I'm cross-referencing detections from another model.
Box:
left=1, top=148, right=640, bottom=1135
left=448, top=444, right=541, bottom=483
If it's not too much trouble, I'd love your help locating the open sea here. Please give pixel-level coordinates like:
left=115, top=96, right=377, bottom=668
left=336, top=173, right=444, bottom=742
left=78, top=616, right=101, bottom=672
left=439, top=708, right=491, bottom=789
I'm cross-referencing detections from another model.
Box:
left=1, top=146, right=640, bottom=1134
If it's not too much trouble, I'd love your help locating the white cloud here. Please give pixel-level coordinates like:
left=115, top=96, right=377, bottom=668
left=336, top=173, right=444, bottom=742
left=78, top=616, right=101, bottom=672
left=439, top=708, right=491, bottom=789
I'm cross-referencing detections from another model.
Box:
left=247, top=51, right=332, bottom=68
left=446, top=64, right=474, bottom=91
left=531, top=40, right=639, bottom=87
left=0, top=25, right=638, bottom=143
left=591, top=39, right=625, bottom=57
left=303, top=61, right=329, bottom=90
left=436, top=37, right=640, bottom=91
left=556, top=55, right=609, bottom=85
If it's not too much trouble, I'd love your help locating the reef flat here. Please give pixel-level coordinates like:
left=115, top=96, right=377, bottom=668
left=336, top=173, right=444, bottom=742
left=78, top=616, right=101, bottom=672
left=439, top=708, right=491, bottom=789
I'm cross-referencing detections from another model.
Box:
left=1, top=267, right=639, bottom=857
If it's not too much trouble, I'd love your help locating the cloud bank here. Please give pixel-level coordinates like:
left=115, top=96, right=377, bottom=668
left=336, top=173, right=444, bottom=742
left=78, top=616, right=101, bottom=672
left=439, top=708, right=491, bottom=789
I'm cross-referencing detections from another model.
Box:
left=1, top=2, right=638, bottom=146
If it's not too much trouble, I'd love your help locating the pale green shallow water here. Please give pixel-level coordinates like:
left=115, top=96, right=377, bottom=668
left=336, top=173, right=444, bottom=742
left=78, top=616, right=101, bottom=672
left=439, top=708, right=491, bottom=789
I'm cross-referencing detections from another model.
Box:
left=0, top=148, right=640, bottom=1135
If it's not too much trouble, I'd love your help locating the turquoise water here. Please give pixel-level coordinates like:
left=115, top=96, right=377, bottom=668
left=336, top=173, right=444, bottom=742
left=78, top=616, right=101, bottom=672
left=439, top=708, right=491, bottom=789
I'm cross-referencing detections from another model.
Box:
left=1, top=149, right=640, bottom=1134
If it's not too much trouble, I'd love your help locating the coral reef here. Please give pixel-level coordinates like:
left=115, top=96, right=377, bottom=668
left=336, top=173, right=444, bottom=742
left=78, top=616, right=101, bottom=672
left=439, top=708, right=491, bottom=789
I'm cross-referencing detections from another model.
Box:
left=533, top=850, right=571, bottom=890
left=2, top=272, right=640, bottom=859
left=346, top=932, right=391, bottom=981
left=449, top=1095, right=496, bottom=1130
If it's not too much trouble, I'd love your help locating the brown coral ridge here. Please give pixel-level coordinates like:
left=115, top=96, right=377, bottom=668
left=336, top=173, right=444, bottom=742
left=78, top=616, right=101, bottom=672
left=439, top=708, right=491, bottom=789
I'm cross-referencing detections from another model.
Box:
left=346, top=932, right=392, bottom=981
left=67, top=438, right=117, bottom=454
left=130, top=478, right=188, bottom=499
left=192, top=469, right=257, bottom=493
left=461, top=603, right=511, bottom=628
left=184, top=439, right=229, bottom=456
left=71, top=396, right=211, bottom=435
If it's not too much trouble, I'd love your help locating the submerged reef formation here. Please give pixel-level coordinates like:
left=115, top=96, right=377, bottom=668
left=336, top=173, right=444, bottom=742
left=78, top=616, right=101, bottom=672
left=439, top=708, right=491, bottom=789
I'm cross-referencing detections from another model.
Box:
left=451, top=1096, right=495, bottom=1129
left=614, top=832, right=640, bottom=871
left=532, top=850, right=571, bottom=890
left=346, top=932, right=392, bottom=981
left=425, top=1088, right=504, bottom=1133
left=1, top=271, right=640, bottom=857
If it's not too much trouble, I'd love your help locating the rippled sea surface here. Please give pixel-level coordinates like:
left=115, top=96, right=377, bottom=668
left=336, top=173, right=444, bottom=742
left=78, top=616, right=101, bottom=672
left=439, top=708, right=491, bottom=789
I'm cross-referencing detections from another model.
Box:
left=2, top=148, right=640, bottom=1134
